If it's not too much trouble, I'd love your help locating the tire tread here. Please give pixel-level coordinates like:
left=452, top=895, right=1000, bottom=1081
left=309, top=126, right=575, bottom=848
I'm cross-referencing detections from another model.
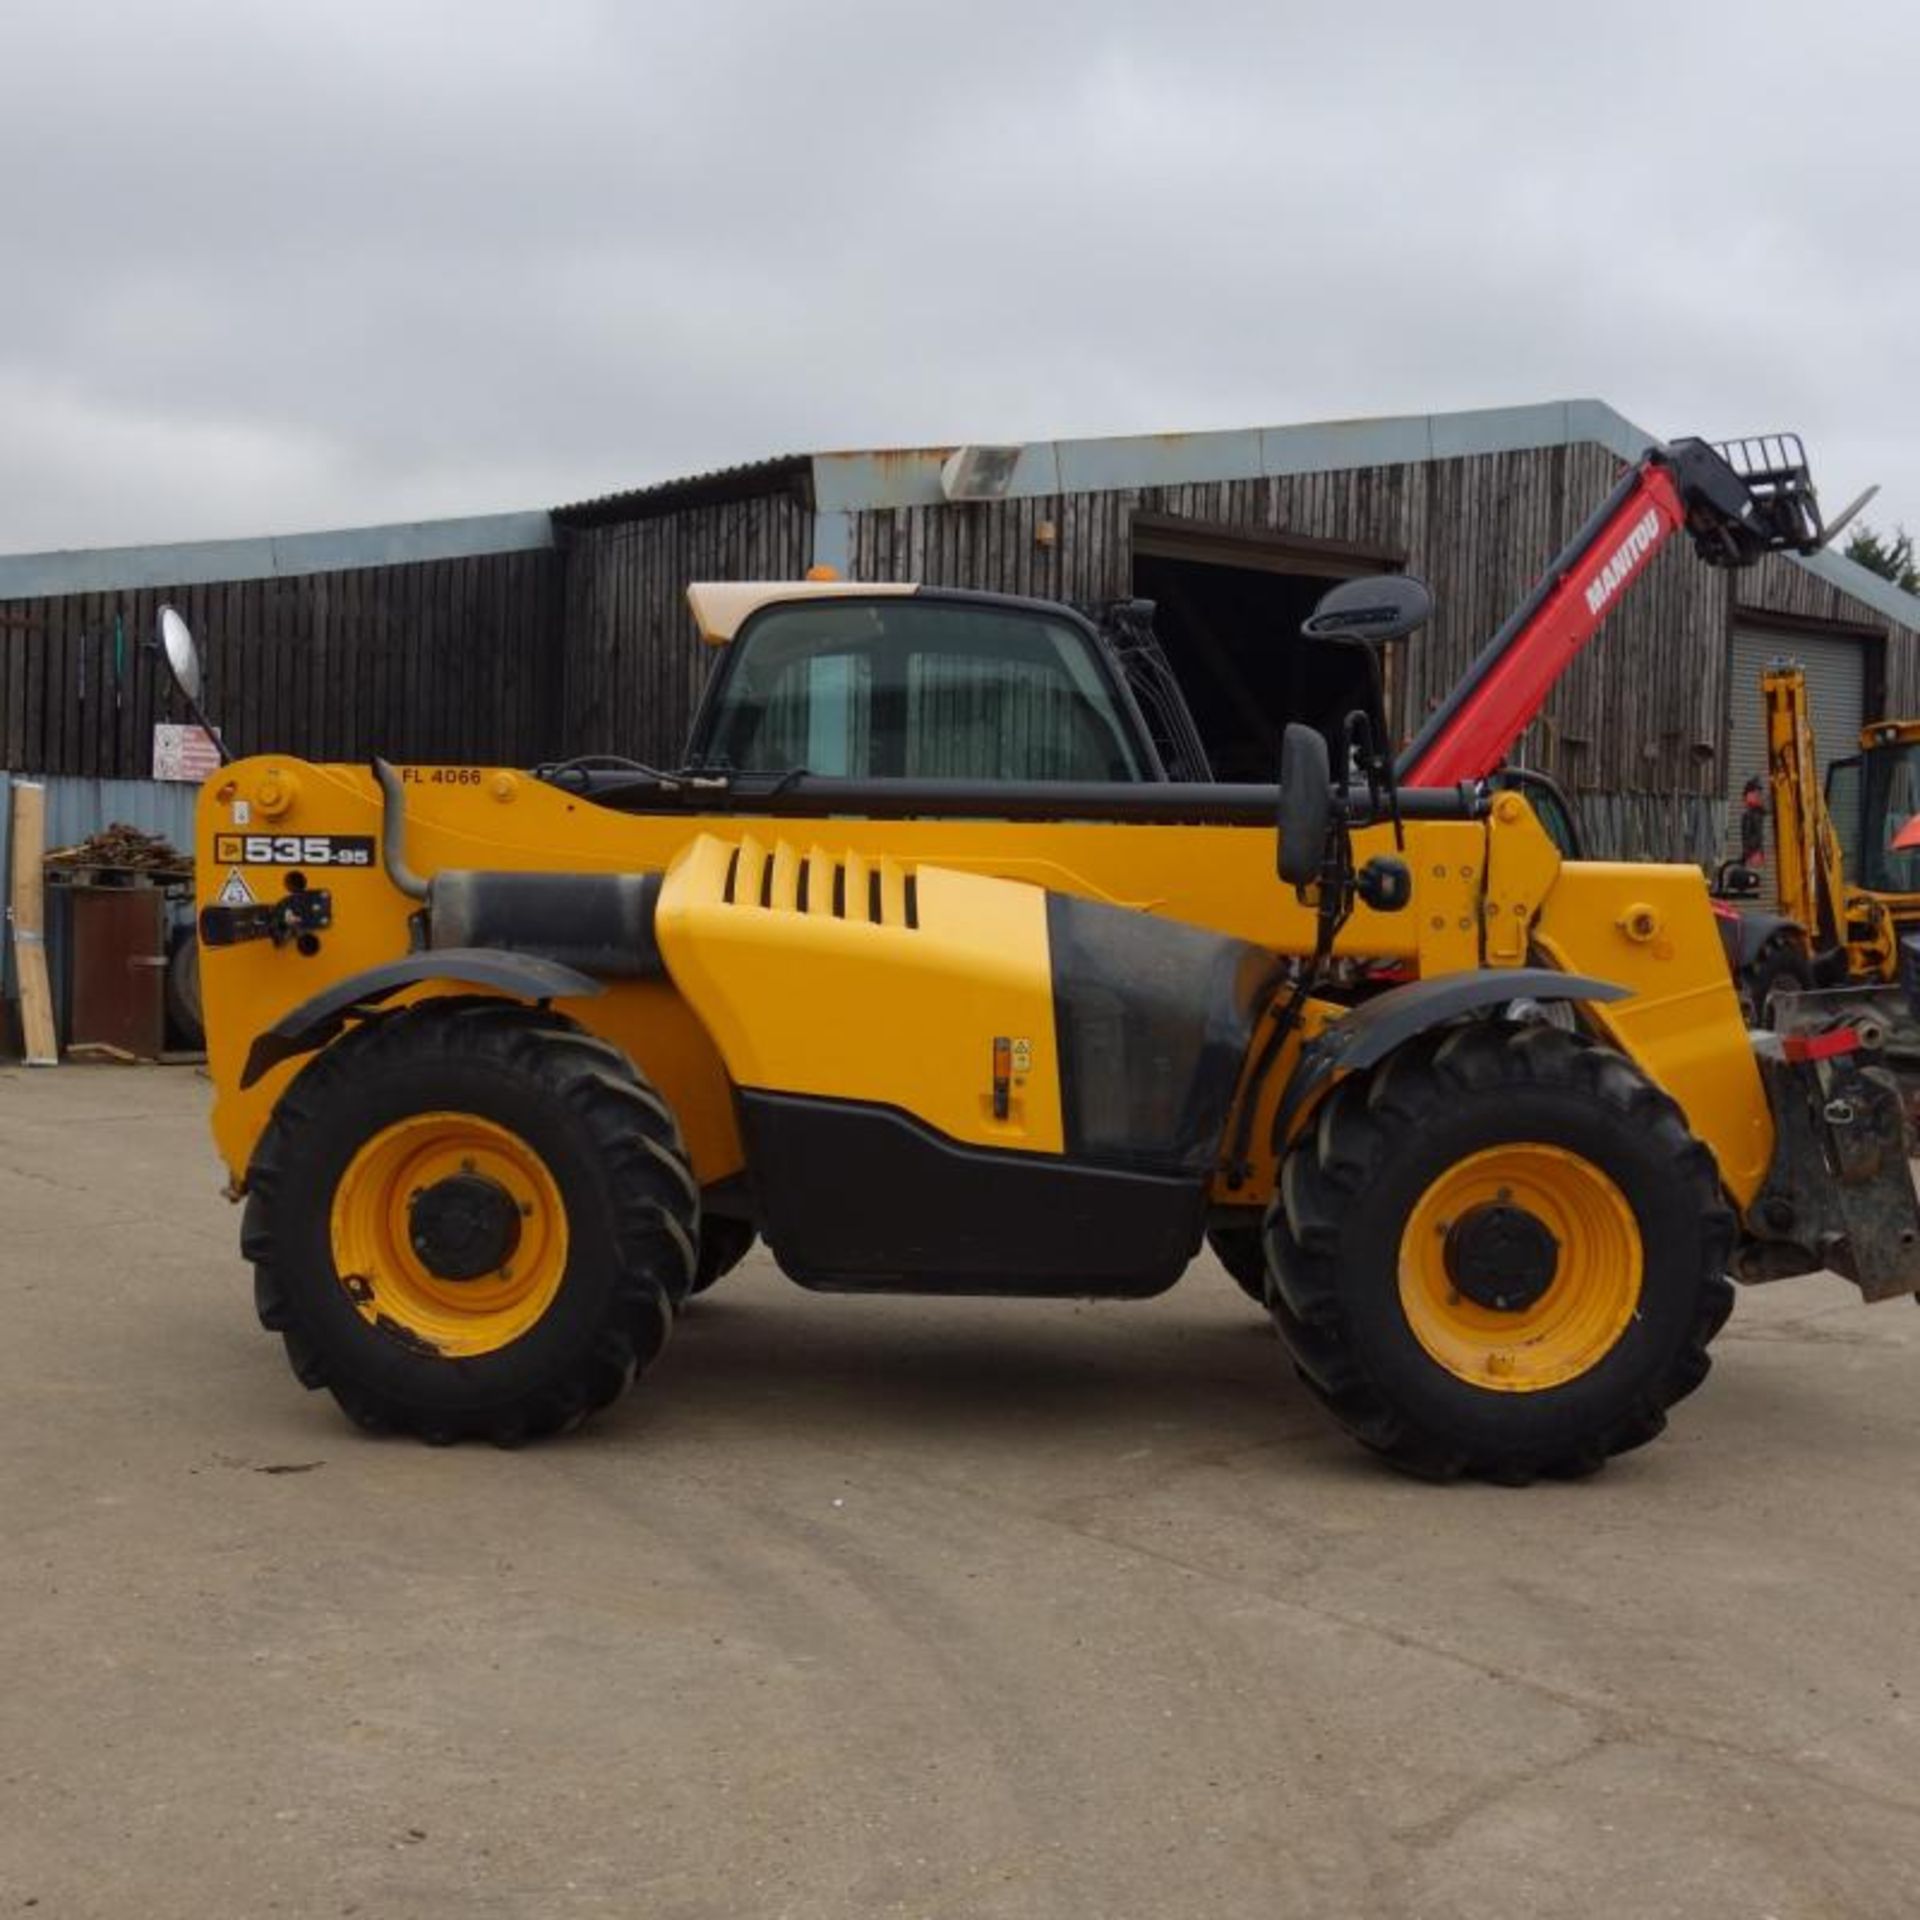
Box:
left=1265, top=1020, right=1735, bottom=1483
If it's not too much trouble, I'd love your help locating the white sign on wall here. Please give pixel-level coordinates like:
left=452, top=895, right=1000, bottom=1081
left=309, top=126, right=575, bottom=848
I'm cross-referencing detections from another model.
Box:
left=152, top=724, right=223, bottom=783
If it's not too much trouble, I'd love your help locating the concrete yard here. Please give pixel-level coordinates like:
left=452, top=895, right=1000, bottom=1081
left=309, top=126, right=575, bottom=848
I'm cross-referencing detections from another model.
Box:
left=5, top=1062, right=1920, bottom=1920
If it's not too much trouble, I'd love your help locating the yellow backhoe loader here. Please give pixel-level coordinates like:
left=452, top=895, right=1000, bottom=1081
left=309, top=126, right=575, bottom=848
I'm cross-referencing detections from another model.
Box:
left=1721, top=664, right=1920, bottom=1028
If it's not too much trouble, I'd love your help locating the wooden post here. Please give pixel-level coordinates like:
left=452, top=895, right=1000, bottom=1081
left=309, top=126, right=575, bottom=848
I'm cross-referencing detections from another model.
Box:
left=8, top=781, right=58, bottom=1065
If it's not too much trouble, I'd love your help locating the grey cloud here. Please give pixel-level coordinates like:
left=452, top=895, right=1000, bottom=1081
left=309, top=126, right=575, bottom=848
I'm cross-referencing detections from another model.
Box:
left=2, top=0, right=1915, bottom=551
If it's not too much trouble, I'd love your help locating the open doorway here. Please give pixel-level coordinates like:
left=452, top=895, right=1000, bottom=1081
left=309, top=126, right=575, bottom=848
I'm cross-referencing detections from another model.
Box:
left=1131, top=516, right=1401, bottom=782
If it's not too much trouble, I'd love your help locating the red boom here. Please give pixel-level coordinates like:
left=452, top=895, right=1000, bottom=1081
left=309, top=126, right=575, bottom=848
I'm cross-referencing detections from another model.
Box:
left=1401, top=463, right=1690, bottom=785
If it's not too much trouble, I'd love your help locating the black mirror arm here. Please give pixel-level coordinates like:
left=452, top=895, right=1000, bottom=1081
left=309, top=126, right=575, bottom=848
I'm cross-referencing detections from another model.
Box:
left=1361, top=644, right=1405, bottom=850
left=1333, top=645, right=1405, bottom=851
left=145, top=634, right=234, bottom=765
left=1223, top=801, right=1357, bottom=1191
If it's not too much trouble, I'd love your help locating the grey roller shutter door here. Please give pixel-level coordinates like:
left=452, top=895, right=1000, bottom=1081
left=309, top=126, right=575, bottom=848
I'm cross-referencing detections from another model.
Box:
left=1723, top=629, right=1866, bottom=903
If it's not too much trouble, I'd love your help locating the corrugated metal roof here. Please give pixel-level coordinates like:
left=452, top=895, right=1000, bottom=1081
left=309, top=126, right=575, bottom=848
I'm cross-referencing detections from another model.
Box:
left=7, top=401, right=1913, bottom=637
left=551, top=454, right=811, bottom=528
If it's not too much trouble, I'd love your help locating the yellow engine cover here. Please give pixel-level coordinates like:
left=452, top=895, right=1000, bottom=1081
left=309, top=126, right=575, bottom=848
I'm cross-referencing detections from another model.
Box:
left=654, top=833, right=1067, bottom=1154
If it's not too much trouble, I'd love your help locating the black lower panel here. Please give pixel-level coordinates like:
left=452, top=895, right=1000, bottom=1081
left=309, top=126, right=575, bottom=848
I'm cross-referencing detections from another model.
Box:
left=738, top=1092, right=1206, bottom=1297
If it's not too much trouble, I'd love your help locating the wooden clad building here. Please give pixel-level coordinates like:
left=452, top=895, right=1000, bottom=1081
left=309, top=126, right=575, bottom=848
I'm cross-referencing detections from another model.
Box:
left=5, top=401, right=1917, bottom=868
left=552, top=402, right=1920, bottom=866
left=0, top=513, right=561, bottom=779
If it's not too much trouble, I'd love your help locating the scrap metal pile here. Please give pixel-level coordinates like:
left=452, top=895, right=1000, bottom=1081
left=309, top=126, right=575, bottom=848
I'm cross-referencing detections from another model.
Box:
left=44, top=823, right=193, bottom=883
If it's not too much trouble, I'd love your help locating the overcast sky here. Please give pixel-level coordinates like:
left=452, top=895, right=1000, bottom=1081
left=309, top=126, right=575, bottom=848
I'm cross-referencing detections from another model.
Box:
left=3, top=0, right=1916, bottom=555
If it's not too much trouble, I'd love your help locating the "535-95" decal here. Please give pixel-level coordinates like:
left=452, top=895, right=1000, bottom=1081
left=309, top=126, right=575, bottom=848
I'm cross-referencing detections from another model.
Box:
left=213, top=833, right=376, bottom=867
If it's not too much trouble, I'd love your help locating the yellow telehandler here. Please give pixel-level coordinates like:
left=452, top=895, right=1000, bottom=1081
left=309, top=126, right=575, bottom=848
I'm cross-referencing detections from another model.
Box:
left=166, top=436, right=1920, bottom=1481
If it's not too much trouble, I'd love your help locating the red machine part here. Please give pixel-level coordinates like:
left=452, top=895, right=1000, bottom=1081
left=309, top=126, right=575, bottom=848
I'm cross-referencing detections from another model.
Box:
left=1402, top=463, right=1689, bottom=785
left=1396, top=434, right=1828, bottom=791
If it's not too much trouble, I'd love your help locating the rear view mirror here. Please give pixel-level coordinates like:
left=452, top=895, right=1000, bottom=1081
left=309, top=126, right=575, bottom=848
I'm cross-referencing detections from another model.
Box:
left=157, top=605, right=204, bottom=705
left=1278, top=723, right=1333, bottom=887
left=1301, top=574, right=1433, bottom=645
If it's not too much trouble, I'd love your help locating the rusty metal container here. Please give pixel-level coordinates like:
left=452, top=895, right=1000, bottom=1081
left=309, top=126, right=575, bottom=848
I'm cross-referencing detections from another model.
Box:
left=62, top=883, right=167, bottom=1058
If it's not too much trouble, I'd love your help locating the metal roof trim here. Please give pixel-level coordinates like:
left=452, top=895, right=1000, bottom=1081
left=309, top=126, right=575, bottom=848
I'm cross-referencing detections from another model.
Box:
left=0, top=510, right=554, bottom=600
left=806, top=400, right=1662, bottom=512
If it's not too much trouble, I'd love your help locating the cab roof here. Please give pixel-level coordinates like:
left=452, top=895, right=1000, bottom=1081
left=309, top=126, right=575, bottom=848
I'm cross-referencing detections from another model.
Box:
left=686, top=580, right=918, bottom=645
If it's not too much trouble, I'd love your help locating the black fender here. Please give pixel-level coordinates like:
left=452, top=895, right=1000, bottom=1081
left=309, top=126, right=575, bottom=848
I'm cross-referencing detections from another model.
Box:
left=1273, top=967, right=1629, bottom=1147
left=240, top=947, right=603, bottom=1089
left=1716, top=907, right=1808, bottom=974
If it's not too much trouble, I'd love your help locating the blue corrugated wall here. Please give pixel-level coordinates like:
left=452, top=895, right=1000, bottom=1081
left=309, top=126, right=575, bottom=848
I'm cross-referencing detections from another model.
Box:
left=3, top=773, right=199, bottom=1036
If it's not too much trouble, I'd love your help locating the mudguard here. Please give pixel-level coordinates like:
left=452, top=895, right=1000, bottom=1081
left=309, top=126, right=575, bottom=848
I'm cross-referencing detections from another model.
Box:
left=1717, top=907, right=1806, bottom=973
left=240, top=948, right=602, bottom=1089
left=1274, top=968, right=1629, bottom=1145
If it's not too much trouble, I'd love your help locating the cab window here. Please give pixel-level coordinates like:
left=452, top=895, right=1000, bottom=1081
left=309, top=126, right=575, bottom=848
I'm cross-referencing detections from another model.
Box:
left=692, top=599, right=1150, bottom=782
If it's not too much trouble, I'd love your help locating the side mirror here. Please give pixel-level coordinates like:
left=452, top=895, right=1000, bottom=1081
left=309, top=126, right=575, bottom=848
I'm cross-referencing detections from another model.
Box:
left=1301, top=574, right=1433, bottom=645
left=156, top=605, right=204, bottom=705
left=1278, top=722, right=1333, bottom=887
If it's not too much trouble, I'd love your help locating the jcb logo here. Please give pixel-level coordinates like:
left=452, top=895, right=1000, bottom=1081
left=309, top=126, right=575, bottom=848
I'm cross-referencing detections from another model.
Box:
left=214, top=833, right=374, bottom=867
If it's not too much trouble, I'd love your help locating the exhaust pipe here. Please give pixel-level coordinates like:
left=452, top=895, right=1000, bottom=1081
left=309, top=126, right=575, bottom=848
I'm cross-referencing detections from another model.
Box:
left=371, top=758, right=430, bottom=902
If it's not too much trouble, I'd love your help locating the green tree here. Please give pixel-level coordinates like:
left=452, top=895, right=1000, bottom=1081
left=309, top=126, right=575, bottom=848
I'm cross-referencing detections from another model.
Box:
left=1844, top=523, right=1920, bottom=594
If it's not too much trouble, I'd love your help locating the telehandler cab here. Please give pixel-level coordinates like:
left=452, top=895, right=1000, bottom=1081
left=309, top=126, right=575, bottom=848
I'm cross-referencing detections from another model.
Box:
left=178, top=435, right=1920, bottom=1482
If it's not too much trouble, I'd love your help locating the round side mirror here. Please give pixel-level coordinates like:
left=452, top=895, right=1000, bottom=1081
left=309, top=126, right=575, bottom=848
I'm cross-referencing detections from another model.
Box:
left=1301, top=574, right=1433, bottom=646
left=1278, top=722, right=1333, bottom=887
left=156, top=605, right=204, bottom=705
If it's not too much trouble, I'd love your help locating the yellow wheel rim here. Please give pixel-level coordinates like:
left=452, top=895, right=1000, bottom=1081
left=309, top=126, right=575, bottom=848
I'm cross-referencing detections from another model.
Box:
left=1398, top=1143, right=1642, bottom=1393
left=329, top=1112, right=569, bottom=1358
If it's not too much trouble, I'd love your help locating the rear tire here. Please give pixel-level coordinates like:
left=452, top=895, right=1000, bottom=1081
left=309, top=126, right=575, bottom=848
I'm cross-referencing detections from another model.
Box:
left=243, top=1000, right=697, bottom=1444
left=1266, top=1021, right=1734, bottom=1484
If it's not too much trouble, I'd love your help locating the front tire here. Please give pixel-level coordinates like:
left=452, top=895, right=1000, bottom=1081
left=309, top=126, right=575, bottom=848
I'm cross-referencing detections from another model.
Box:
left=1266, top=1021, right=1734, bottom=1483
left=243, top=1000, right=697, bottom=1444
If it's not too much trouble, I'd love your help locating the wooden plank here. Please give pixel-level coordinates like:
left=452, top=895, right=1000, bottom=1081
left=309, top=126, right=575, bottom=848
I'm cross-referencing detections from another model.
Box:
left=283, top=573, right=310, bottom=759
left=485, top=551, right=506, bottom=757
left=1, top=601, right=27, bottom=769
left=235, top=577, right=263, bottom=763
left=365, top=564, right=388, bottom=759
left=433, top=557, right=456, bottom=759
left=417, top=559, right=442, bottom=760
left=76, top=590, right=98, bottom=777
left=399, top=559, right=422, bottom=761
left=341, top=566, right=365, bottom=761
left=9, top=781, right=58, bottom=1063
left=257, top=573, right=281, bottom=757
left=48, top=590, right=75, bottom=775
left=457, top=557, right=482, bottom=762
left=110, top=594, right=135, bottom=780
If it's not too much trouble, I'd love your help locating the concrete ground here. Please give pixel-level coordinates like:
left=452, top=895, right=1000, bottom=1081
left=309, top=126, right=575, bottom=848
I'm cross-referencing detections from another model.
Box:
left=4, top=1065, right=1920, bottom=1920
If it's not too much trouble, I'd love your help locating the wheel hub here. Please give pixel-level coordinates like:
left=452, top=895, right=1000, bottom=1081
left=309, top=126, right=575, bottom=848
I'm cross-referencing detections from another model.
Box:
left=408, top=1172, right=523, bottom=1282
left=1442, top=1202, right=1559, bottom=1313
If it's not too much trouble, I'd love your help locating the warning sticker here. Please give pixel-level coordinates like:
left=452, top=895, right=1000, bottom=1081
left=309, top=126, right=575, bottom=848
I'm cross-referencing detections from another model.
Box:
left=217, top=868, right=256, bottom=907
